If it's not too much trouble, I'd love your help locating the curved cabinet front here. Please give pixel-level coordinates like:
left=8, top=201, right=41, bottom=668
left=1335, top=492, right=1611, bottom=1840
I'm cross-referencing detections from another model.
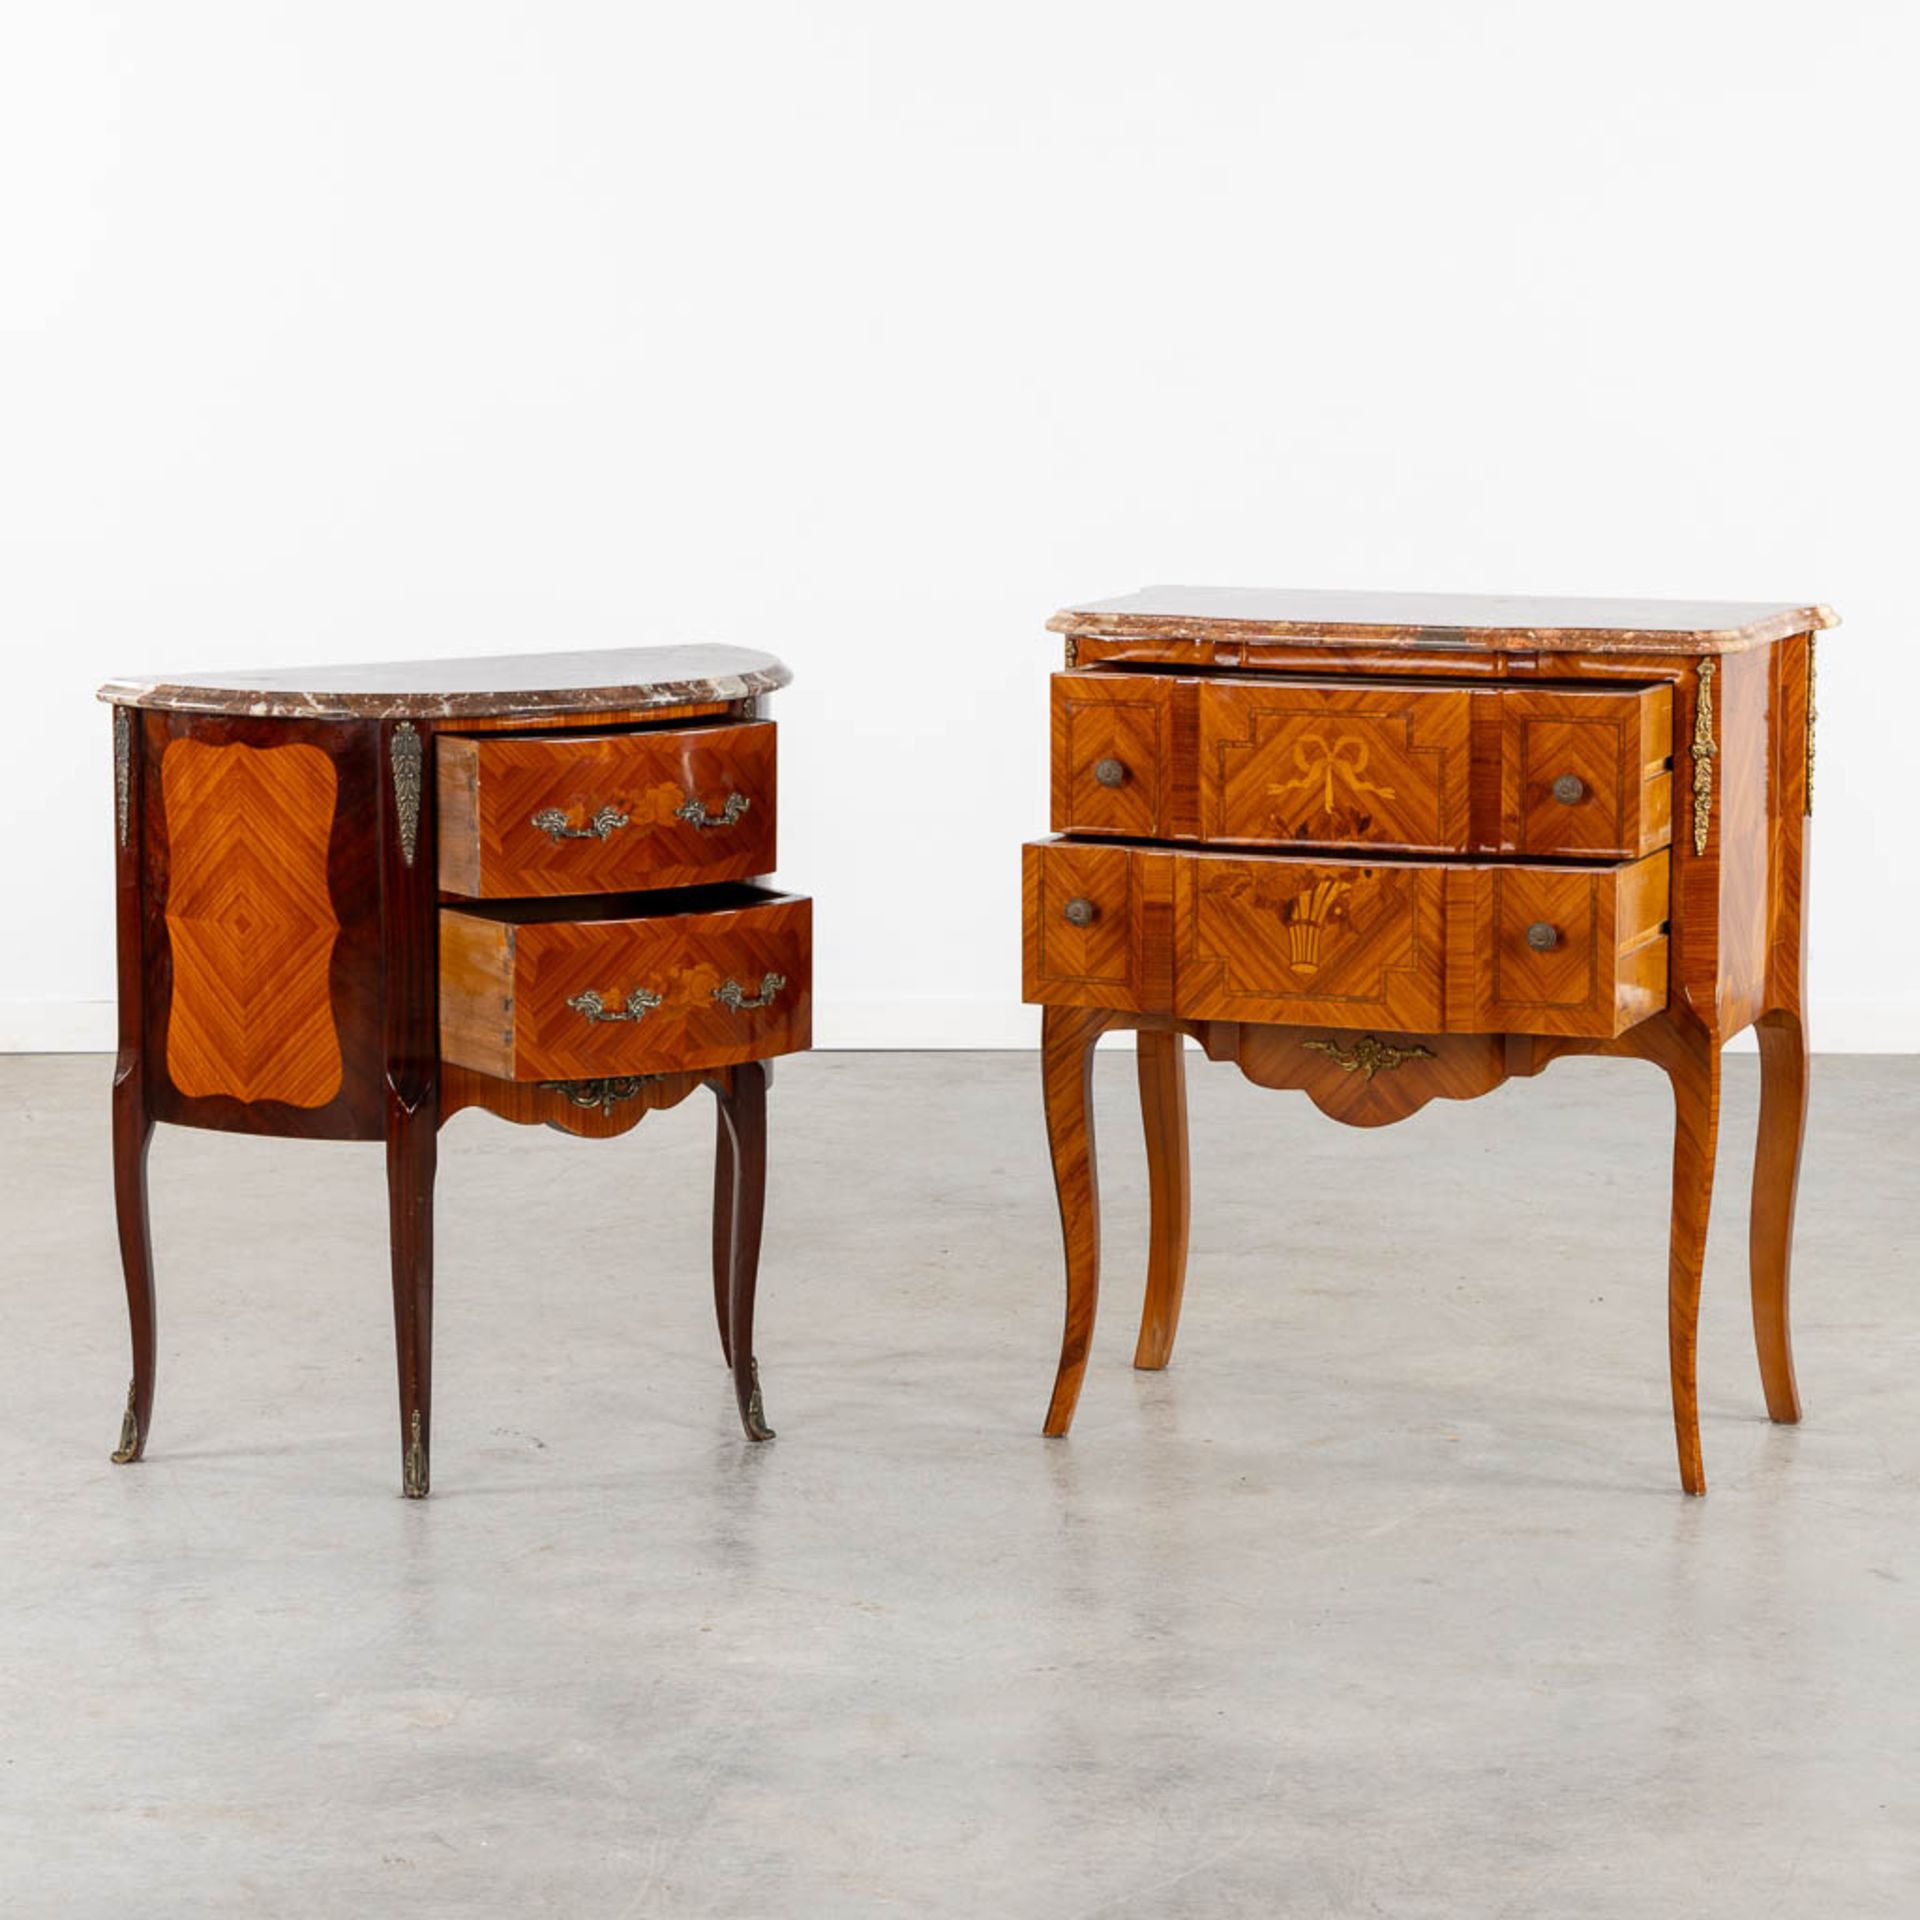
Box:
left=437, top=719, right=776, bottom=898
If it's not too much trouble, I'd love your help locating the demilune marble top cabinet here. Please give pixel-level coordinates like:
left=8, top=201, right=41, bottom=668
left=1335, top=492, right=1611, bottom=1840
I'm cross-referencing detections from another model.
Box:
left=99, top=646, right=811, bottom=1496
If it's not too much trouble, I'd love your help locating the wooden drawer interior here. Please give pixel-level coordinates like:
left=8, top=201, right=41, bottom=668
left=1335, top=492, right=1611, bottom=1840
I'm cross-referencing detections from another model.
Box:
left=438, top=719, right=776, bottom=899
left=440, top=883, right=810, bottom=1081
left=1051, top=671, right=1672, bottom=860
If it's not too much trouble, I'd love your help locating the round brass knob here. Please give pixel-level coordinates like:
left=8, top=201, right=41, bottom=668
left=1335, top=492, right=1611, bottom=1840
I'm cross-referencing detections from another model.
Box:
left=1063, top=896, right=1097, bottom=928
left=1526, top=921, right=1560, bottom=952
left=1552, top=774, right=1585, bottom=805
left=1093, top=758, right=1128, bottom=788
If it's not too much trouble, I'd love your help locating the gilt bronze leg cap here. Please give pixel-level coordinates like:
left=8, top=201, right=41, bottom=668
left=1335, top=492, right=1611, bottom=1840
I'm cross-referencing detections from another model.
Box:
left=109, top=1380, right=142, bottom=1464
left=742, top=1360, right=775, bottom=1443
left=402, top=1409, right=429, bottom=1497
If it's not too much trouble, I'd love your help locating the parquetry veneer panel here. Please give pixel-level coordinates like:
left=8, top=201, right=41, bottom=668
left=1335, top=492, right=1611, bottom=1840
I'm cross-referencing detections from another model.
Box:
left=161, top=738, right=344, bottom=1107
left=1506, top=683, right=1672, bottom=860
left=1050, top=673, right=1177, bottom=839
left=1021, top=840, right=1153, bottom=1012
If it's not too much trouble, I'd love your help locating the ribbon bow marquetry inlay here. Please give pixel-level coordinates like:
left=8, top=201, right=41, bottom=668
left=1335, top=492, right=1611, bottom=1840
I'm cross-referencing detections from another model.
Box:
left=1268, top=735, right=1398, bottom=817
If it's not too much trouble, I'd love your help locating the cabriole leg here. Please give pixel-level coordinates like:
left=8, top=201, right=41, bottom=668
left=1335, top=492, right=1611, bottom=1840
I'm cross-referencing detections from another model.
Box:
left=1132, top=1028, right=1191, bottom=1371
left=1042, top=1005, right=1111, bottom=1436
left=110, top=1056, right=156, bottom=1464
left=711, top=1093, right=736, bottom=1369
left=714, top=1062, right=774, bottom=1441
left=1751, top=1007, right=1809, bottom=1424
left=1659, top=1022, right=1722, bottom=1496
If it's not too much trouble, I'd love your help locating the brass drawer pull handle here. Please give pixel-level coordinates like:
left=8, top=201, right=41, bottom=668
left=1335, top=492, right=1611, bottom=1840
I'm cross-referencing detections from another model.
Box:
left=1526, top=921, right=1560, bottom=953
left=1063, top=896, right=1097, bottom=928
left=1093, top=758, right=1128, bottom=788
left=531, top=805, right=630, bottom=843
left=675, top=793, right=750, bottom=830
left=713, top=972, right=786, bottom=1012
left=567, top=986, right=663, bottom=1024
left=1551, top=774, right=1585, bottom=805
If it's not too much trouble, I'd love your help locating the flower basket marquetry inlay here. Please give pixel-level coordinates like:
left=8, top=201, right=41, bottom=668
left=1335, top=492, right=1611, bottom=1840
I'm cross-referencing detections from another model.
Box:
left=1278, top=876, right=1353, bottom=975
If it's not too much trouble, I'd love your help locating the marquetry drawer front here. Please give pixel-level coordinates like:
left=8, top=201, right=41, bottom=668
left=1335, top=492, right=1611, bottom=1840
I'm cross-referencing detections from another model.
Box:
left=439, top=886, right=811, bottom=1081
left=1051, top=672, right=1671, bottom=859
left=437, top=720, right=776, bottom=898
left=1177, top=851, right=1450, bottom=1029
left=1023, top=839, right=1668, bottom=1039
left=1501, top=684, right=1672, bottom=859
left=1051, top=672, right=1175, bottom=839
left=1202, top=677, right=1478, bottom=852
left=1022, top=839, right=1159, bottom=1013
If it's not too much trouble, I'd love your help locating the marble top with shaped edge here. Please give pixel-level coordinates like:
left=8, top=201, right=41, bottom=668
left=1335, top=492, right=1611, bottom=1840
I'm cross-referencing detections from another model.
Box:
left=97, top=643, right=791, bottom=720
left=1048, top=586, right=1839, bottom=655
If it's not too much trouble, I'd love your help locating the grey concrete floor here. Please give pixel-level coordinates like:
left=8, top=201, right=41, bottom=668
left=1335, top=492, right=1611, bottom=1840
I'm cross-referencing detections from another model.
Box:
left=1, top=1049, right=1916, bottom=1917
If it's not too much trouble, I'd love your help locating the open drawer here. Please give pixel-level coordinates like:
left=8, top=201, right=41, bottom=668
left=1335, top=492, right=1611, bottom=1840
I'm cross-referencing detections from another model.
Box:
left=1052, top=671, right=1673, bottom=859
left=437, top=719, right=776, bottom=898
left=440, top=883, right=811, bottom=1080
left=1023, top=839, right=1668, bottom=1039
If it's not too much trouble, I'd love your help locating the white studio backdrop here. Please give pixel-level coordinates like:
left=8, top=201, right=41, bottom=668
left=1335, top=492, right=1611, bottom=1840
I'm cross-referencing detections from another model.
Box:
left=1, top=1, right=1913, bottom=1052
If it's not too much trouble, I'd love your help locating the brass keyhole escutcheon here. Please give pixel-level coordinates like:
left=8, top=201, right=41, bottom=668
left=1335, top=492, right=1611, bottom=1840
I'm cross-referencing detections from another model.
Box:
left=1552, top=774, right=1585, bottom=805
left=1063, top=896, right=1097, bottom=928
left=1526, top=921, right=1560, bottom=952
left=1093, top=758, right=1128, bottom=788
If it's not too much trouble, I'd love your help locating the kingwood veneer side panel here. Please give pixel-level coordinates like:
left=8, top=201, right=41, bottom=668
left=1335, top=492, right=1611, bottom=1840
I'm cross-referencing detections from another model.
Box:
left=139, top=710, right=386, bottom=1140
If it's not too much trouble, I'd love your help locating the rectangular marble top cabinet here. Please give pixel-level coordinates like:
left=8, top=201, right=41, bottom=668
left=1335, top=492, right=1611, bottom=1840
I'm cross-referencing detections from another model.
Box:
left=1023, top=587, right=1837, bottom=1494
left=99, top=646, right=811, bottom=1495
